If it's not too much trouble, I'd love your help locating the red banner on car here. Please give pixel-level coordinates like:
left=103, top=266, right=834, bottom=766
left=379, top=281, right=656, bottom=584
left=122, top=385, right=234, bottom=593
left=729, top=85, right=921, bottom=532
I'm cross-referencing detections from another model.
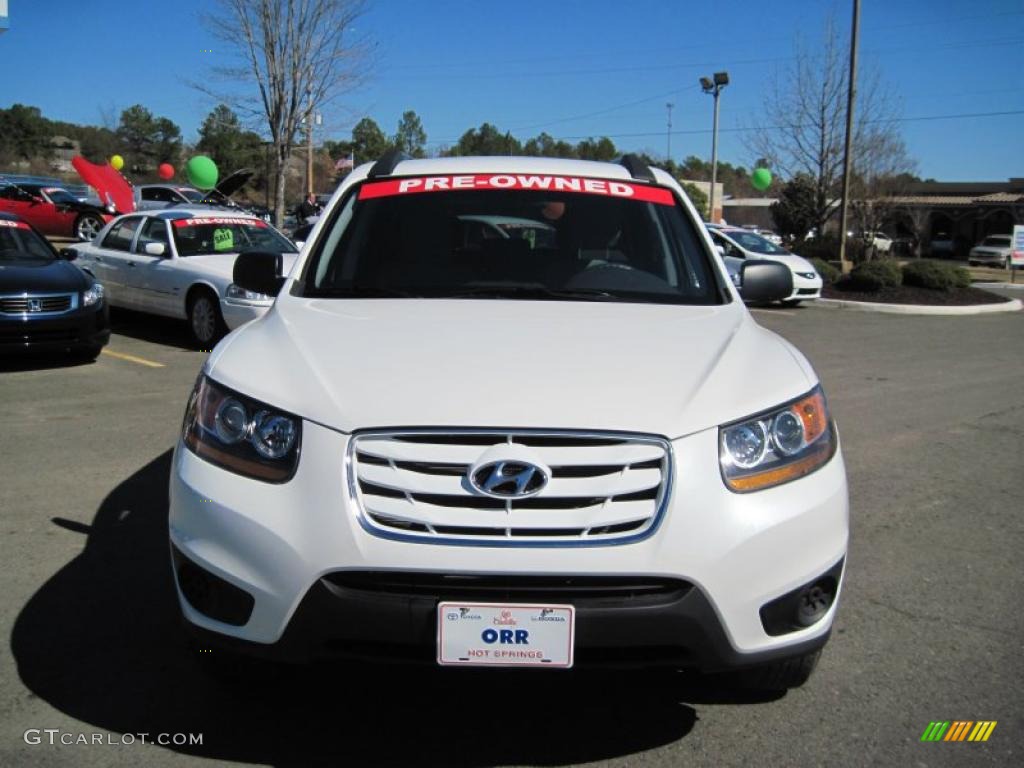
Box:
left=0, top=219, right=30, bottom=229
left=358, top=174, right=675, bottom=206
left=172, top=217, right=268, bottom=228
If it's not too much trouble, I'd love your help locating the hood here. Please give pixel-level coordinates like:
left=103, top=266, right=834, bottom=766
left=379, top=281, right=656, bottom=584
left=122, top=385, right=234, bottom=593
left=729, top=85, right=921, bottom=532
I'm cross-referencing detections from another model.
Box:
left=208, top=298, right=815, bottom=438
left=0, top=259, right=88, bottom=293
left=215, top=169, right=254, bottom=199
left=756, top=252, right=817, bottom=272
left=72, top=156, right=135, bottom=214
left=182, top=251, right=299, bottom=282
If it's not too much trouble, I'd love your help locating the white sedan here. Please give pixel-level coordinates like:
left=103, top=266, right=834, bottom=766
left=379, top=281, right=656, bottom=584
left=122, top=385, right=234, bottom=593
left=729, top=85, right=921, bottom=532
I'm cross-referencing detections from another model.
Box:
left=707, top=224, right=823, bottom=305
left=70, top=208, right=298, bottom=346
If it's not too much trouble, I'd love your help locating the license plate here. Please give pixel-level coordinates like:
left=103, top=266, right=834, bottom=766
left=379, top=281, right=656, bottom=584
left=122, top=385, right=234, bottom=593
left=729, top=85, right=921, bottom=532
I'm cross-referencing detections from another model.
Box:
left=437, top=602, right=575, bottom=668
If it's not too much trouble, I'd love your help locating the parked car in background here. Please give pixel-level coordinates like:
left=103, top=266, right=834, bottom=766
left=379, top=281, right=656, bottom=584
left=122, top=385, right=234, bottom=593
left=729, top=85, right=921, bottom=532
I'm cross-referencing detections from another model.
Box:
left=0, top=180, right=115, bottom=241
left=68, top=209, right=298, bottom=347
left=707, top=223, right=822, bottom=305
left=739, top=224, right=783, bottom=246
left=866, top=231, right=892, bottom=254
left=0, top=213, right=109, bottom=358
left=968, top=234, right=1013, bottom=268
left=928, top=234, right=954, bottom=258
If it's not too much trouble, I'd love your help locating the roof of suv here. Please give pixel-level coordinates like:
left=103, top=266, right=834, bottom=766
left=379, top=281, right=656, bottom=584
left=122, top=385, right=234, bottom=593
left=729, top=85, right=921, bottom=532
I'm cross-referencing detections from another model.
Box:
left=357, top=155, right=678, bottom=187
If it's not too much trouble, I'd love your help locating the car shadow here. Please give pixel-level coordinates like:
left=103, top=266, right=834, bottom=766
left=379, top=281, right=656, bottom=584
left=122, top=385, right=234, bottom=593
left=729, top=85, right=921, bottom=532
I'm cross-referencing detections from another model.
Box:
left=12, top=450, right=780, bottom=767
left=108, top=308, right=196, bottom=350
left=0, top=350, right=99, bottom=373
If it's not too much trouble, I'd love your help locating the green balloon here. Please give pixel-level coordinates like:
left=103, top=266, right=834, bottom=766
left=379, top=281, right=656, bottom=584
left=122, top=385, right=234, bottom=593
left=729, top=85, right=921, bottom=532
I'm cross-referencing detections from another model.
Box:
left=186, top=155, right=219, bottom=190
left=751, top=168, right=773, bottom=191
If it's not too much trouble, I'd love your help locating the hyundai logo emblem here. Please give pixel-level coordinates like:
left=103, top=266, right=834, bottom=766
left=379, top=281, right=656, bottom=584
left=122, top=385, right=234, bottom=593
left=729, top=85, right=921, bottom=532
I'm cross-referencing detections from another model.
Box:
left=469, top=460, right=549, bottom=498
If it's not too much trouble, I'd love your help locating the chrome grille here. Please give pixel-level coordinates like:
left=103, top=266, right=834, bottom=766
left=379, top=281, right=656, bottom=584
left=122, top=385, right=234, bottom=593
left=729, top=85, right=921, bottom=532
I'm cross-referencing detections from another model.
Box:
left=0, top=292, right=77, bottom=315
left=348, top=430, right=672, bottom=546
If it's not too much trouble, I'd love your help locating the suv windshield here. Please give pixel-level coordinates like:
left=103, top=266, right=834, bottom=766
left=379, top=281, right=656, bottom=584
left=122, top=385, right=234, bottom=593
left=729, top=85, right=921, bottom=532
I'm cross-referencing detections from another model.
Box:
left=171, top=216, right=297, bottom=257
left=302, top=174, right=723, bottom=304
left=0, top=220, right=56, bottom=261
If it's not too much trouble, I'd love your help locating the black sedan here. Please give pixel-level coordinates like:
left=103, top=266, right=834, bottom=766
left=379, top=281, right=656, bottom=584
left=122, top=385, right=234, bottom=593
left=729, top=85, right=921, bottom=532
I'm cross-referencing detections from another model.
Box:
left=0, top=213, right=110, bottom=359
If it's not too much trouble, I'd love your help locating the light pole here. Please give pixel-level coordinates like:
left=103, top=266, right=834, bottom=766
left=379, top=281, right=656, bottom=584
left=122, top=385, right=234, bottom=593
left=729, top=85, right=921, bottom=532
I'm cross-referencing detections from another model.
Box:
left=666, top=102, right=674, bottom=162
left=700, top=72, right=729, bottom=223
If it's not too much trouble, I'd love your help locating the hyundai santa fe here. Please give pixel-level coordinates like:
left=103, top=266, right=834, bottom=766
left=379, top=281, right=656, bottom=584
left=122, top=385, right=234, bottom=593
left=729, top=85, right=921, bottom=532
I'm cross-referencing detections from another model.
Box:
left=169, top=153, right=848, bottom=689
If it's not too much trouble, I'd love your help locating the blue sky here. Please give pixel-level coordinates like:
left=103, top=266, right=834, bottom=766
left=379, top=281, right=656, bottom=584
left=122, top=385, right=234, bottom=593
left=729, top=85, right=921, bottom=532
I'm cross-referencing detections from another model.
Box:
left=1, top=0, right=1021, bottom=180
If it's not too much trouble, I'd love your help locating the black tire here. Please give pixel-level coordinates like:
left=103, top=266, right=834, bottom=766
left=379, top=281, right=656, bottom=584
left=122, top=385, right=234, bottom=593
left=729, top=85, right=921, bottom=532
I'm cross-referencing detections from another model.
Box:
left=740, top=649, right=822, bottom=691
left=187, top=289, right=227, bottom=349
left=781, top=299, right=803, bottom=307
left=74, top=212, right=105, bottom=241
left=72, top=344, right=104, bottom=362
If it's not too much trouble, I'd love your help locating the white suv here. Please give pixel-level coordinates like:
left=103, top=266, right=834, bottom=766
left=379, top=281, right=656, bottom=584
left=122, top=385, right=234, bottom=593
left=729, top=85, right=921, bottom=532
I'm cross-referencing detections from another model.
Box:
left=169, top=154, right=848, bottom=688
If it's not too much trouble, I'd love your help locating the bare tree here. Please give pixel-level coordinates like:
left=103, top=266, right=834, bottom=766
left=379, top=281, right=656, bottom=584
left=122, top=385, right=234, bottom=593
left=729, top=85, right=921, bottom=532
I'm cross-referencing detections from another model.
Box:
left=198, top=0, right=370, bottom=226
left=746, top=15, right=914, bottom=239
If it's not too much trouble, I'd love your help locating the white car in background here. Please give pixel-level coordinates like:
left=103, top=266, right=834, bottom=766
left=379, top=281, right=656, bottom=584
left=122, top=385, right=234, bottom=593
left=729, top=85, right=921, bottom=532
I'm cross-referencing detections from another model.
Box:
left=69, top=209, right=298, bottom=346
left=707, top=224, right=823, bottom=305
left=968, top=234, right=1013, bottom=268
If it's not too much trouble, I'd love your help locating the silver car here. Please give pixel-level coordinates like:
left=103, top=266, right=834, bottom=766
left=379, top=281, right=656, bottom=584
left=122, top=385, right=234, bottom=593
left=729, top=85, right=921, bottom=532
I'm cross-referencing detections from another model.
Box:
left=968, top=235, right=1012, bottom=268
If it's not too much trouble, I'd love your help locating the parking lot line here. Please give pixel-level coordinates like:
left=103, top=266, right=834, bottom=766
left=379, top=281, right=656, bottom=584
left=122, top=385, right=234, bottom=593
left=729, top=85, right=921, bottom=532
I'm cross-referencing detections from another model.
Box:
left=100, top=348, right=166, bottom=368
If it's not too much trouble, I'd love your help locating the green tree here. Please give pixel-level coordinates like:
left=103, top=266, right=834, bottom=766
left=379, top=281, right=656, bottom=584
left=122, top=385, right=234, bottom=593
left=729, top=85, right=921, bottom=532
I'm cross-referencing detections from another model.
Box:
left=197, top=105, right=263, bottom=170
left=350, top=117, right=392, bottom=163
left=447, top=123, right=522, bottom=156
left=771, top=174, right=819, bottom=244
left=116, top=105, right=182, bottom=173
left=394, top=110, right=427, bottom=158
left=575, top=137, right=617, bottom=161
left=0, top=104, right=52, bottom=163
left=681, top=182, right=709, bottom=220
left=522, top=132, right=576, bottom=158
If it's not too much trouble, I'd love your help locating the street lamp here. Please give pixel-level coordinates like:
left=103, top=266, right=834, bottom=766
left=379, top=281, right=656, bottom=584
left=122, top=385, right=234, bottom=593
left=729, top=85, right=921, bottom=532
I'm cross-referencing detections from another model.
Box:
left=701, top=71, right=729, bottom=223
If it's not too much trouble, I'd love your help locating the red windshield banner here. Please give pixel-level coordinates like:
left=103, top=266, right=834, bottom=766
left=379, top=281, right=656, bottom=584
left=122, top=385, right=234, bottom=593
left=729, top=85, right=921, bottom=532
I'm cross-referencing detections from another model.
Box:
left=0, top=219, right=30, bottom=229
left=358, top=174, right=676, bottom=206
left=172, top=217, right=268, bottom=228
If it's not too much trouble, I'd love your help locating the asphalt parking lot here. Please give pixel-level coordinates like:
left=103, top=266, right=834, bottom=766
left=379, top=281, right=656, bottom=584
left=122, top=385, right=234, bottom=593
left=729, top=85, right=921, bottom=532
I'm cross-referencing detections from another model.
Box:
left=1, top=303, right=1022, bottom=767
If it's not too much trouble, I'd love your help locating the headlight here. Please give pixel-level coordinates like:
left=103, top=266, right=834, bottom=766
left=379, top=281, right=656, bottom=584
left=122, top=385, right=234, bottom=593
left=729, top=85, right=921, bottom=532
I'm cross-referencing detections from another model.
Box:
left=225, top=283, right=272, bottom=301
left=82, top=283, right=104, bottom=307
left=719, top=385, right=836, bottom=492
left=796, top=271, right=817, bottom=280
left=182, top=376, right=301, bottom=482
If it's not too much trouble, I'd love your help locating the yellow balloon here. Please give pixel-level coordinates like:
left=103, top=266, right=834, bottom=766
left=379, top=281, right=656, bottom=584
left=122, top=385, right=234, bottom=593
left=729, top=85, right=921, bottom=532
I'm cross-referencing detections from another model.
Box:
left=110, top=155, right=124, bottom=171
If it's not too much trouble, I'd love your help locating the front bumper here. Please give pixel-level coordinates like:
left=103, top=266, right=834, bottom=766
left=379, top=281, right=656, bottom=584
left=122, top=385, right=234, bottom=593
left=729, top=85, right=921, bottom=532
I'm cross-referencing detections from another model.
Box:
left=788, top=274, right=823, bottom=301
left=169, top=421, right=849, bottom=669
left=0, top=302, right=109, bottom=351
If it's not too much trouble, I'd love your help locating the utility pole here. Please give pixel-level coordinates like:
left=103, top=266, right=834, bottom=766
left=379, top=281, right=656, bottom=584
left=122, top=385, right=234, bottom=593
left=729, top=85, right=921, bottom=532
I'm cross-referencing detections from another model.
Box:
left=838, top=0, right=861, bottom=274
left=701, top=72, right=729, bottom=223
left=666, top=103, right=674, bottom=162
left=306, top=83, right=315, bottom=197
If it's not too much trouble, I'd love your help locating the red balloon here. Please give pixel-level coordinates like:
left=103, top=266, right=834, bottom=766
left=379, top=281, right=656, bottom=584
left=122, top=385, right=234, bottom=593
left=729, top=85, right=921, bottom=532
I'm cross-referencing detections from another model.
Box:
left=158, top=163, right=175, bottom=180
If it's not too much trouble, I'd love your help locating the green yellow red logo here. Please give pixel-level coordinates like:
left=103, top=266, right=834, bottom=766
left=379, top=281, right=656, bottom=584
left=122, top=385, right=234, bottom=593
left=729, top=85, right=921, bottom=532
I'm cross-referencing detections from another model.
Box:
left=921, top=721, right=997, bottom=742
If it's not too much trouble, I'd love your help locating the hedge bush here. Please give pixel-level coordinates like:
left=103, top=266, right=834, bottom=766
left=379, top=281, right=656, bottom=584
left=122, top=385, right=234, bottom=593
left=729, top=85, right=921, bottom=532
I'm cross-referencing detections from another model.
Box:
left=793, top=235, right=838, bottom=263
left=902, top=260, right=970, bottom=292
left=809, top=258, right=840, bottom=285
left=843, top=259, right=903, bottom=292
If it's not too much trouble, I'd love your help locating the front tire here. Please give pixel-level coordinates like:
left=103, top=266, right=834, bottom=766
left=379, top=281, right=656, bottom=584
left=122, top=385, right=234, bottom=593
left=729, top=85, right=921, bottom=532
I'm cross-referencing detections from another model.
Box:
left=74, top=212, right=105, bottom=241
left=781, top=299, right=803, bottom=307
left=187, top=290, right=227, bottom=349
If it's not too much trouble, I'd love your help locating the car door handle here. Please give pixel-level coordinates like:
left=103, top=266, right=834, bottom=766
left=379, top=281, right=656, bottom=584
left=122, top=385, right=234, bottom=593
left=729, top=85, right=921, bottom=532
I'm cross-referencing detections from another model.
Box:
left=94, top=256, right=103, bottom=262
left=127, top=262, right=136, bottom=267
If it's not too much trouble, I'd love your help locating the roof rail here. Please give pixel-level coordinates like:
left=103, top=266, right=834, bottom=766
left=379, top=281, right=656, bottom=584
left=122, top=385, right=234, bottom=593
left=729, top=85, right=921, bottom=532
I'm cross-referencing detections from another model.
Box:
left=368, top=150, right=410, bottom=178
left=618, top=154, right=656, bottom=183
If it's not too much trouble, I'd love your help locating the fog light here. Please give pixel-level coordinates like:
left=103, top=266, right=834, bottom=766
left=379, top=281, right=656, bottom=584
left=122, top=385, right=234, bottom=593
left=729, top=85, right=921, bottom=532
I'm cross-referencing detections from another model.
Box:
left=759, top=558, right=844, bottom=636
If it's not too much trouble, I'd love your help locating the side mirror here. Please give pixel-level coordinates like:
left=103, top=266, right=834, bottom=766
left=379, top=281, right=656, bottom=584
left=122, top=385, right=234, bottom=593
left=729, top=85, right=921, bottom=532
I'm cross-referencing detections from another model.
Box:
left=144, top=242, right=166, bottom=257
left=233, top=251, right=285, bottom=297
left=715, top=245, right=725, bottom=256
left=737, top=260, right=793, bottom=303
left=59, top=247, right=77, bottom=261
